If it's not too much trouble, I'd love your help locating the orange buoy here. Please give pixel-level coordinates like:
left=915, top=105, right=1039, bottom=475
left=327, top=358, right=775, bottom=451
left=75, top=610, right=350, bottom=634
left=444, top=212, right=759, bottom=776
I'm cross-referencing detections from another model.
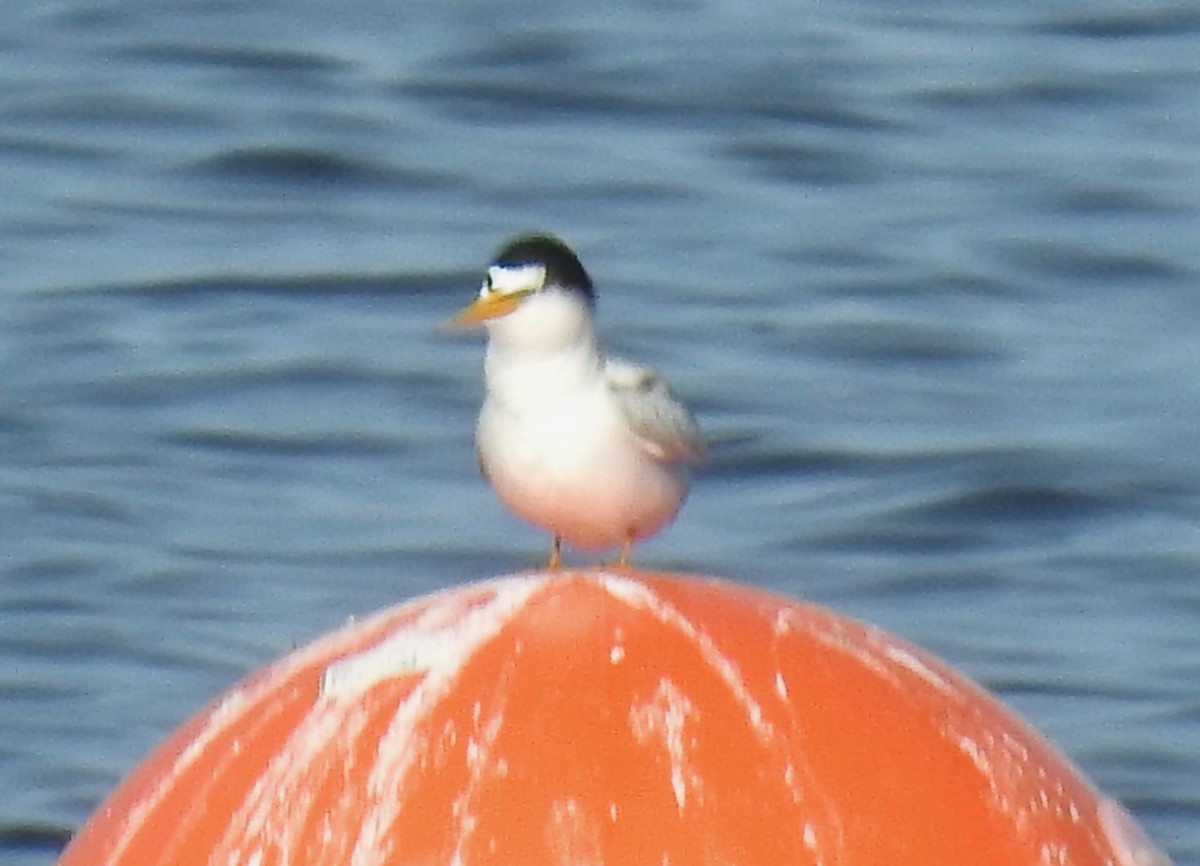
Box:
left=59, top=571, right=1170, bottom=865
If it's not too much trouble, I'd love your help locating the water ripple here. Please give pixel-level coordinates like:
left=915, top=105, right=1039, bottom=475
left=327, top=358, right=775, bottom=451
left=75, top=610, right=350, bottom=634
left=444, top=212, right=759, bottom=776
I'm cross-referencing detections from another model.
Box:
left=188, top=145, right=453, bottom=189
left=1042, top=7, right=1200, bottom=39
left=115, top=42, right=351, bottom=74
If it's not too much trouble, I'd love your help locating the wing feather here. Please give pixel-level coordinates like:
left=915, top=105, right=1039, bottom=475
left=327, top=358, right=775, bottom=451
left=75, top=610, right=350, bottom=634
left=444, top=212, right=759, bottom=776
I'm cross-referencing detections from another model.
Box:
left=604, top=358, right=706, bottom=464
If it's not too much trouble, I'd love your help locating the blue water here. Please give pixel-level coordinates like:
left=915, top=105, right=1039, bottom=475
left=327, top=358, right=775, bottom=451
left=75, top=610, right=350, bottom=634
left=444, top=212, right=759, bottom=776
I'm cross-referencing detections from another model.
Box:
left=2, top=1, right=1198, bottom=862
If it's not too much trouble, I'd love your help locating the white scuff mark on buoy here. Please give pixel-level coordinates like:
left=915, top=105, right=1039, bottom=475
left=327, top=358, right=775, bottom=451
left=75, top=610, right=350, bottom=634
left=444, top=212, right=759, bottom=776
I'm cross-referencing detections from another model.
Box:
left=107, top=685, right=253, bottom=861
left=776, top=607, right=903, bottom=689
left=546, top=797, right=605, bottom=866
left=881, top=643, right=957, bottom=697
left=343, top=577, right=545, bottom=865
left=446, top=652, right=514, bottom=866
left=598, top=573, right=775, bottom=745
left=801, top=821, right=818, bottom=852
left=780, top=605, right=962, bottom=702
left=953, top=731, right=994, bottom=779
left=945, top=719, right=1107, bottom=862
left=162, top=589, right=489, bottom=865
left=950, top=726, right=1029, bottom=827
left=214, top=693, right=378, bottom=864
left=774, top=670, right=788, bottom=701
left=1098, top=798, right=1175, bottom=866
left=610, top=643, right=626, bottom=664
left=601, top=573, right=845, bottom=863
left=1037, top=840, right=1071, bottom=865
left=321, top=579, right=539, bottom=696
left=630, top=678, right=701, bottom=814
left=465, top=710, right=505, bottom=781
left=781, top=599, right=1113, bottom=860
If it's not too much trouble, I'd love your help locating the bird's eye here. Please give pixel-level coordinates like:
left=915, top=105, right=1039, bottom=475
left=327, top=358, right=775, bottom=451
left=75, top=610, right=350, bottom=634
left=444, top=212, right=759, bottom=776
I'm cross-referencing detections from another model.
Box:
left=480, top=274, right=494, bottom=297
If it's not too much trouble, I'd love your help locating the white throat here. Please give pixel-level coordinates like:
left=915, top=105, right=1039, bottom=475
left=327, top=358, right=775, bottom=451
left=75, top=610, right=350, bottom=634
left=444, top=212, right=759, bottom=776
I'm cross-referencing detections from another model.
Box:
left=483, top=290, right=603, bottom=413
left=484, top=330, right=603, bottom=413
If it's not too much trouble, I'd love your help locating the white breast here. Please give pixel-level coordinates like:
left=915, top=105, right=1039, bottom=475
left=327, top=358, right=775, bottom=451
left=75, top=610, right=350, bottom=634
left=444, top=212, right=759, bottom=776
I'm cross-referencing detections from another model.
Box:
left=476, top=345, right=689, bottom=551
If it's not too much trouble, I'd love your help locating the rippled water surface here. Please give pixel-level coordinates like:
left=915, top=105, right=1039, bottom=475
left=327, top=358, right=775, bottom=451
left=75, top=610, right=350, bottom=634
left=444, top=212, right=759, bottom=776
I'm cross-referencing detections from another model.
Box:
left=2, top=1, right=1198, bottom=863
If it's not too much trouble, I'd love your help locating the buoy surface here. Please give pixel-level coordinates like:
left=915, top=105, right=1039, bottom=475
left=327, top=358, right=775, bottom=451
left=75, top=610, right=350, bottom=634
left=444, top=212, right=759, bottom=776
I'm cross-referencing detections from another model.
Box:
left=59, top=571, right=1171, bottom=865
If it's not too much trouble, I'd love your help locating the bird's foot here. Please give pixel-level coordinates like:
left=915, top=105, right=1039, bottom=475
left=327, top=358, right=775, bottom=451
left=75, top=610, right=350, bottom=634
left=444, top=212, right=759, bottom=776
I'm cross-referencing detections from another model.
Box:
left=614, top=538, right=634, bottom=570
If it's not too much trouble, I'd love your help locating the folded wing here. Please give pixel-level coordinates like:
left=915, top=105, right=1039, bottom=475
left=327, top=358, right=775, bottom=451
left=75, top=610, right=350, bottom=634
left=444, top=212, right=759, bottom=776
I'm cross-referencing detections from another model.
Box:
left=605, top=358, right=706, bottom=464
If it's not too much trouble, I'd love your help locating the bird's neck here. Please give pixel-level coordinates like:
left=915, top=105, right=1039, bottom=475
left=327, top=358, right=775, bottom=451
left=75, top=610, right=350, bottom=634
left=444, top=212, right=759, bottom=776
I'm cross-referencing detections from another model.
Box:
left=484, top=336, right=603, bottom=411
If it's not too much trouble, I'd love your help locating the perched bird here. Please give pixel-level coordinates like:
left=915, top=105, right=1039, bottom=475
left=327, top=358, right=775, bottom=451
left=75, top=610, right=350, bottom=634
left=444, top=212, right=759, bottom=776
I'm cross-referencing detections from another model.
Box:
left=448, top=233, right=705, bottom=568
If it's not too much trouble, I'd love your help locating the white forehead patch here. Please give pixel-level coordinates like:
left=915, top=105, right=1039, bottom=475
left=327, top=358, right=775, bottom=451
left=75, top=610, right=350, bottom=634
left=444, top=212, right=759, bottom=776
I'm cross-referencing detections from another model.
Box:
left=483, top=263, right=547, bottom=298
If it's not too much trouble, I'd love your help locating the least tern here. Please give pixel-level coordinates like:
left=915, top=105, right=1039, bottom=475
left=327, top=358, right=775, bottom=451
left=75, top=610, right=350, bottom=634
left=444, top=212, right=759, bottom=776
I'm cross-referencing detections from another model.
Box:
left=448, top=233, right=705, bottom=568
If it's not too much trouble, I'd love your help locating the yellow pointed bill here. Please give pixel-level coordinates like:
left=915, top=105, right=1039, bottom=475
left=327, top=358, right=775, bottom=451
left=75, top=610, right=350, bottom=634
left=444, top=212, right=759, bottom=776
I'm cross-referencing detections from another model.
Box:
left=445, top=293, right=519, bottom=327
left=445, top=290, right=530, bottom=327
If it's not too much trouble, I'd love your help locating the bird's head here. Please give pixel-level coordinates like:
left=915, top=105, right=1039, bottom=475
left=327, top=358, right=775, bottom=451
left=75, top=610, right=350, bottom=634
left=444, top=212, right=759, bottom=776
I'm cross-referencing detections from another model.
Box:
left=448, top=234, right=596, bottom=350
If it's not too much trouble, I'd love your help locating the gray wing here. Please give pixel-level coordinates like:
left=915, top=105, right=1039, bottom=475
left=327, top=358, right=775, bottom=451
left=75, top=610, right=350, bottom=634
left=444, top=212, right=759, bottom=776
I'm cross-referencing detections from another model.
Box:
left=604, top=357, right=706, bottom=464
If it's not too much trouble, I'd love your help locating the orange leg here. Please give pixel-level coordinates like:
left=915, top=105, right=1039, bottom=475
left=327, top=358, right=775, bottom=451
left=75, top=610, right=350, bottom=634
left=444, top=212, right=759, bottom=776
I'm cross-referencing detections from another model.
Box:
left=617, top=537, right=633, bottom=568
